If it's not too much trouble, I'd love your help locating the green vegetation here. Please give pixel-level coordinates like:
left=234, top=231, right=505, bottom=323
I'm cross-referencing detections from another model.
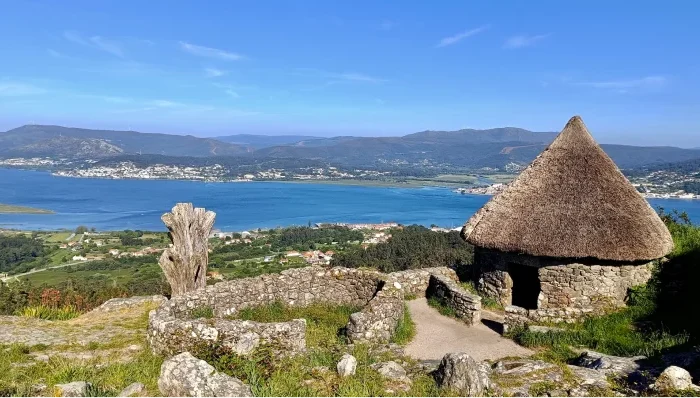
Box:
left=197, top=301, right=437, bottom=397
left=426, top=297, right=457, bottom=318
left=190, top=306, right=214, bottom=319
left=391, top=305, right=416, bottom=346
left=16, top=304, right=81, bottom=321
left=268, top=226, right=363, bottom=251
left=332, top=225, right=473, bottom=272
left=236, top=302, right=361, bottom=348
left=0, top=204, right=54, bottom=214
left=0, top=344, right=163, bottom=397
left=0, top=233, right=48, bottom=273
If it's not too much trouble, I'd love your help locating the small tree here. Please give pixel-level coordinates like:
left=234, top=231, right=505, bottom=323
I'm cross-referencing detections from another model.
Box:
left=158, top=203, right=216, bottom=296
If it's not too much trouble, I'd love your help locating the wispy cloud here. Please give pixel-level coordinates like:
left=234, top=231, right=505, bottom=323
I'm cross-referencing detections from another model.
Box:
left=63, top=31, right=125, bottom=57
left=148, top=99, right=186, bottom=108
left=577, top=76, right=667, bottom=90
left=89, top=36, right=124, bottom=57
left=436, top=25, right=489, bottom=48
left=204, top=68, right=226, bottom=78
left=504, top=34, right=550, bottom=49
left=225, top=89, right=240, bottom=98
left=180, top=41, right=245, bottom=61
left=47, top=49, right=69, bottom=58
left=334, top=72, right=386, bottom=83
left=0, top=82, right=47, bottom=96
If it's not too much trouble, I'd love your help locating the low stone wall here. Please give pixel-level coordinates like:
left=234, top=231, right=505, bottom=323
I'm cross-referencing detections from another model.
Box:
left=385, top=267, right=459, bottom=298
left=346, top=281, right=405, bottom=343
left=426, top=274, right=482, bottom=326
left=148, top=265, right=466, bottom=355
left=503, top=305, right=595, bottom=333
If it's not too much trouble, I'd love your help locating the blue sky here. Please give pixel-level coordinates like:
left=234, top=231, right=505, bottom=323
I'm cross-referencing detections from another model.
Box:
left=1, top=0, right=699, bottom=146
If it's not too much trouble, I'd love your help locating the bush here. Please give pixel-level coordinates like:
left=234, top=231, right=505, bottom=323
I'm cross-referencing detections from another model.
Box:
left=332, top=225, right=473, bottom=272
left=16, top=304, right=81, bottom=321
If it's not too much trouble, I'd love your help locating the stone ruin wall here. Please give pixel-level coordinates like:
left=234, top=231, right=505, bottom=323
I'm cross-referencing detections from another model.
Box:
left=474, top=247, right=654, bottom=329
left=148, top=266, right=460, bottom=356
left=426, top=274, right=482, bottom=326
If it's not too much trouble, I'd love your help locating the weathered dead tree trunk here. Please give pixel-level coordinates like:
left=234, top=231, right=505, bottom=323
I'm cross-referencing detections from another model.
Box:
left=159, top=203, right=216, bottom=296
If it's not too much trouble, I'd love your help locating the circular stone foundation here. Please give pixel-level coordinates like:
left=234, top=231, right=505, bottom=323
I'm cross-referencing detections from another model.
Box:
left=148, top=266, right=461, bottom=356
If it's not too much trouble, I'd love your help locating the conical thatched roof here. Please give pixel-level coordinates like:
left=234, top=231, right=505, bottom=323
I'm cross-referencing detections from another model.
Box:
left=462, top=116, right=673, bottom=262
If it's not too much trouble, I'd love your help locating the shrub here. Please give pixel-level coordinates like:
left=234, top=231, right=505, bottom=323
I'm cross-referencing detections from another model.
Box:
left=16, top=305, right=81, bottom=321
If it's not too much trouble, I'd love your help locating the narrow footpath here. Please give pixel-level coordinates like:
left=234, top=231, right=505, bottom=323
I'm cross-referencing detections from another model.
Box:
left=404, top=298, right=533, bottom=361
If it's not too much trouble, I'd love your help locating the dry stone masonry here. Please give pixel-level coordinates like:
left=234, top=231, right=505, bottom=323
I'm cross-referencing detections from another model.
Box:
left=148, top=265, right=462, bottom=356
left=426, top=274, right=481, bottom=326
left=474, top=248, right=654, bottom=330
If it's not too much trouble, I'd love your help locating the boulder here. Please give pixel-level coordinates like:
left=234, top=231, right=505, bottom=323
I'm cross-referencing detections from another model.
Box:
left=158, top=352, right=252, bottom=397
left=118, top=382, right=146, bottom=397
left=371, top=361, right=407, bottom=380
left=337, top=353, right=357, bottom=377
left=573, top=350, right=646, bottom=377
left=434, top=352, right=490, bottom=396
left=654, top=366, right=697, bottom=392
left=54, top=381, right=91, bottom=397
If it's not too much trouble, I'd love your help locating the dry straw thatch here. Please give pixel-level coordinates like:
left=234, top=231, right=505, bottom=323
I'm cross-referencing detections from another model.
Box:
left=462, top=116, right=673, bottom=262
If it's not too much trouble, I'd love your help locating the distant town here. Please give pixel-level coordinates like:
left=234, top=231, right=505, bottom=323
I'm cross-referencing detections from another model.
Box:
left=1, top=156, right=699, bottom=198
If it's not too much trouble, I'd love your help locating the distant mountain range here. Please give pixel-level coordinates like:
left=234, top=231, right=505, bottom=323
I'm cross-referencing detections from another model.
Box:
left=214, top=134, right=322, bottom=149
left=2, top=124, right=700, bottom=172
left=0, top=125, right=250, bottom=158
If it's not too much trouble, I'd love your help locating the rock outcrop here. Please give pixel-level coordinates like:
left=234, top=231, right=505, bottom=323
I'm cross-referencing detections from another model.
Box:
left=158, top=352, right=252, bottom=397
left=434, top=352, right=490, bottom=396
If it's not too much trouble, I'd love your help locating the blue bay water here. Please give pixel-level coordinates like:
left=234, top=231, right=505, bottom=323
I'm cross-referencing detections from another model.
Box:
left=1, top=168, right=699, bottom=231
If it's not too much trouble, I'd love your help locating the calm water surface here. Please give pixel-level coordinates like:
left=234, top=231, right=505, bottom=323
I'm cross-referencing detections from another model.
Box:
left=1, top=168, right=699, bottom=231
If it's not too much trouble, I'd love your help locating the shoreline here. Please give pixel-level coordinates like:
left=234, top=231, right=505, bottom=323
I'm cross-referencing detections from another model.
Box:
left=0, top=204, right=55, bottom=214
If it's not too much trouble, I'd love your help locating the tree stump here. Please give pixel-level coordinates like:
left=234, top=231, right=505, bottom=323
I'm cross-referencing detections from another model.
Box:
left=159, top=203, right=216, bottom=296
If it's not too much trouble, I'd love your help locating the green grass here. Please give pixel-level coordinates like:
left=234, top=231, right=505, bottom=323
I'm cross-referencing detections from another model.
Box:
left=427, top=297, right=457, bottom=318
left=197, top=342, right=440, bottom=397
left=391, top=305, right=416, bottom=346
left=235, top=301, right=361, bottom=348
left=190, top=306, right=214, bottom=319
left=204, top=301, right=438, bottom=396
left=45, top=232, right=72, bottom=243
left=16, top=305, right=81, bottom=321
left=0, top=344, right=163, bottom=397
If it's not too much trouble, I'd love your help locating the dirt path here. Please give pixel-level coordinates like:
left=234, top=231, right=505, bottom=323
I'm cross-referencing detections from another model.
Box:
left=404, top=298, right=533, bottom=361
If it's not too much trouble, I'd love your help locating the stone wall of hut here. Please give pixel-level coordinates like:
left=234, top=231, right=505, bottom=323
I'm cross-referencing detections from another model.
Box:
left=474, top=247, right=654, bottom=313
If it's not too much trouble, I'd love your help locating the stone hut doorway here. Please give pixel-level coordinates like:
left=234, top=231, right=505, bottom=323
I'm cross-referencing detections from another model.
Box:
left=507, top=264, right=540, bottom=309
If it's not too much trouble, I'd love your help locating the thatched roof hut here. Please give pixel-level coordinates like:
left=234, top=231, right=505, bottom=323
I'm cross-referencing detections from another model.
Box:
left=462, top=115, right=673, bottom=262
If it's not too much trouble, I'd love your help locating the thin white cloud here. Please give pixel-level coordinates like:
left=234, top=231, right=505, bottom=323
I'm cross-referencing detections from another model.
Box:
left=504, top=34, right=550, bottom=49
left=204, top=68, right=226, bottom=78
left=90, top=36, right=124, bottom=57
left=179, top=41, right=245, bottom=61
left=47, top=49, right=67, bottom=58
left=149, top=100, right=185, bottom=108
left=225, top=89, right=240, bottom=98
left=335, top=72, right=386, bottom=83
left=436, top=25, right=489, bottom=48
left=578, top=76, right=667, bottom=90
left=0, top=82, right=47, bottom=96
left=63, top=31, right=124, bottom=57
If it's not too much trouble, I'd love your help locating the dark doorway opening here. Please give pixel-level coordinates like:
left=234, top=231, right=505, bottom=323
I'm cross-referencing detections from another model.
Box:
left=508, top=264, right=540, bottom=310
